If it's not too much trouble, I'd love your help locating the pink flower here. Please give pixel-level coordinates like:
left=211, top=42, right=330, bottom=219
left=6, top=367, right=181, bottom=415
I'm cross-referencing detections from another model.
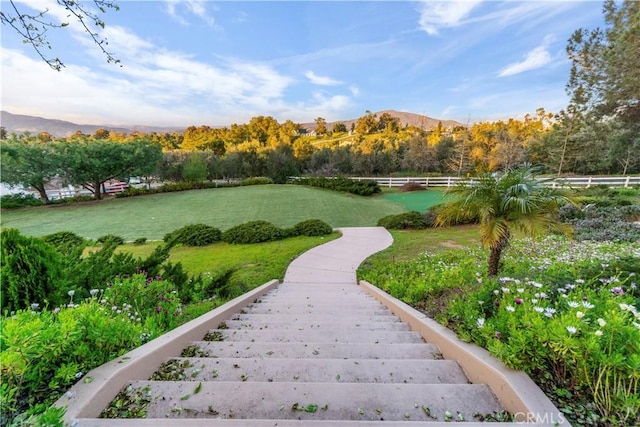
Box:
left=515, top=298, right=523, bottom=305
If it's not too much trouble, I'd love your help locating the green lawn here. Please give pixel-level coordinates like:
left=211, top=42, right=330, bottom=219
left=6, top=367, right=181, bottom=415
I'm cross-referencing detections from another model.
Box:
left=379, top=189, right=447, bottom=212
left=1, top=185, right=407, bottom=240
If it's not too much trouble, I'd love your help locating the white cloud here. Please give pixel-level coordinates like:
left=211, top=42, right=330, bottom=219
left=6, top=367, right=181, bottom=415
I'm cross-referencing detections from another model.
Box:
left=418, top=1, right=483, bottom=35
left=349, top=85, right=360, bottom=96
left=304, top=71, right=343, bottom=86
left=165, top=0, right=216, bottom=27
left=498, top=43, right=552, bottom=77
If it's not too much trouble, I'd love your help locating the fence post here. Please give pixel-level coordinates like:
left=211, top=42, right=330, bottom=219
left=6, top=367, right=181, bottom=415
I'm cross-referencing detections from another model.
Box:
left=587, top=177, right=592, bottom=188
left=625, top=176, right=630, bottom=188
left=426, top=177, right=429, bottom=188
left=447, top=177, right=452, bottom=187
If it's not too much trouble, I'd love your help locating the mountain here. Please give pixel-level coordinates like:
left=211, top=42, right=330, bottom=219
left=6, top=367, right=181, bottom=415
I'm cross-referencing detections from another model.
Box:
left=0, top=109, right=463, bottom=137
left=299, top=110, right=464, bottom=132
left=0, top=111, right=182, bottom=137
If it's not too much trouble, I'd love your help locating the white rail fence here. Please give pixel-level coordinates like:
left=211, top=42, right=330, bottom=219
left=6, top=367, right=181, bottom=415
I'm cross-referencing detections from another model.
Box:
left=350, top=176, right=640, bottom=188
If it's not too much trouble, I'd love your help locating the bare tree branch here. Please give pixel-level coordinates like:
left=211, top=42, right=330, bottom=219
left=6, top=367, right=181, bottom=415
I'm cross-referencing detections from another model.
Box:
left=0, top=0, right=120, bottom=71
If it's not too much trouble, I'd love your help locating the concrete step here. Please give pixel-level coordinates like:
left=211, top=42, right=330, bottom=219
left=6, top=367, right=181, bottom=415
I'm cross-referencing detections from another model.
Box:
left=223, top=320, right=411, bottom=331
left=154, top=357, right=470, bottom=384
left=241, top=306, right=392, bottom=315
left=190, top=341, right=443, bottom=360
left=253, top=300, right=381, bottom=308
left=204, top=329, right=424, bottom=344
left=231, top=313, right=402, bottom=322
left=130, top=381, right=503, bottom=421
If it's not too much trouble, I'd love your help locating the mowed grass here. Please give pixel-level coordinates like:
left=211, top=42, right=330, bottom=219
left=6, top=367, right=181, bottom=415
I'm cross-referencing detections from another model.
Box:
left=115, top=233, right=341, bottom=288
left=379, top=189, right=448, bottom=212
left=358, top=225, right=482, bottom=274
left=1, top=185, right=406, bottom=240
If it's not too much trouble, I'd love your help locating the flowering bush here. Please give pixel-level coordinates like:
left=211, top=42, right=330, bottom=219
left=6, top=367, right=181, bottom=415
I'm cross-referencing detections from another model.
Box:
left=0, top=297, right=147, bottom=424
left=361, top=236, right=640, bottom=426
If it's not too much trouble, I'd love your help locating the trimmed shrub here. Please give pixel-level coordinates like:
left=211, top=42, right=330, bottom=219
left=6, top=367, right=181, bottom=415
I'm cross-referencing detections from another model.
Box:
left=240, top=177, right=274, bottom=186
left=377, top=211, right=432, bottom=230
left=0, top=193, right=43, bottom=209
left=290, top=219, right=333, bottom=236
left=133, top=237, right=147, bottom=246
left=293, top=176, right=381, bottom=196
left=163, top=224, right=222, bottom=247
left=222, top=221, right=285, bottom=244
left=399, top=181, right=425, bottom=192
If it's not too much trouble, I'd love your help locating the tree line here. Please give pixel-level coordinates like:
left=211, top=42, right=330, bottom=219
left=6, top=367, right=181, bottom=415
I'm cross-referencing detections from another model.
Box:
left=2, top=1, right=637, bottom=203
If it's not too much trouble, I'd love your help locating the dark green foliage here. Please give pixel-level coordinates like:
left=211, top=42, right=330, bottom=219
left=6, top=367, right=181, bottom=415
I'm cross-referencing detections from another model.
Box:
left=240, top=177, right=273, bottom=186
left=42, top=231, right=87, bottom=252
left=163, top=224, right=222, bottom=247
left=133, top=237, right=147, bottom=245
left=70, top=240, right=138, bottom=295
left=377, top=211, right=433, bottom=230
left=289, top=219, right=333, bottom=237
left=293, top=176, right=381, bottom=196
left=222, top=220, right=285, bottom=244
left=0, top=229, right=67, bottom=312
left=96, top=234, right=125, bottom=245
left=0, top=193, right=43, bottom=209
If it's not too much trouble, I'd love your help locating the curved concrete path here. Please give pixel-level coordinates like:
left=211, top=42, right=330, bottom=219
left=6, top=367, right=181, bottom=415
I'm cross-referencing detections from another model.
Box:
left=58, top=227, right=566, bottom=426
left=283, top=227, right=394, bottom=284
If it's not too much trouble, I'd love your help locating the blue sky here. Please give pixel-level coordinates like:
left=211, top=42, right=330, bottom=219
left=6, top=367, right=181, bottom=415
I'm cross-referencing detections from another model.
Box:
left=0, top=1, right=604, bottom=127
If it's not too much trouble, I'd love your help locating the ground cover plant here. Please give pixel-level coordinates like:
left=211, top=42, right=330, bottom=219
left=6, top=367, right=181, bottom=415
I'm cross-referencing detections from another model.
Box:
left=359, top=235, right=640, bottom=426
left=0, top=227, right=337, bottom=425
left=0, top=185, right=404, bottom=240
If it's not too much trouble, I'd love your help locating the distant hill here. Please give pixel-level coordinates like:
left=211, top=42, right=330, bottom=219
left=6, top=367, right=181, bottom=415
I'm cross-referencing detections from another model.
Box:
left=0, top=111, right=182, bottom=137
left=0, top=109, right=463, bottom=137
left=300, top=110, right=463, bottom=132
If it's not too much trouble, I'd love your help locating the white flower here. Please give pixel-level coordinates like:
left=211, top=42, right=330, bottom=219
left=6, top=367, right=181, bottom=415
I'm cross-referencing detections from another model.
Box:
left=534, top=307, right=544, bottom=313
left=568, top=301, right=580, bottom=308
left=501, top=287, right=511, bottom=293
left=506, top=305, right=515, bottom=312
left=597, top=318, right=606, bottom=327
left=517, top=288, right=525, bottom=294
left=595, top=330, right=603, bottom=337
left=566, top=326, right=577, bottom=334
left=633, top=322, right=640, bottom=330
left=89, top=289, right=99, bottom=296
left=476, top=318, right=485, bottom=328
left=531, top=299, right=539, bottom=304
left=575, top=279, right=585, bottom=284
left=493, top=290, right=500, bottom=295
left=544, top=308, right=556, bottom=318
left=582, top=301, right=595, bottom=309
left=561, top=294, right=568, bottom=299
left=576, top=311, right=585, bottom=319
left=68, top=290, right=75, bottom=297
left=620, top=303, right=630, bottom=311
left=30, top=303, right=40, bottom=309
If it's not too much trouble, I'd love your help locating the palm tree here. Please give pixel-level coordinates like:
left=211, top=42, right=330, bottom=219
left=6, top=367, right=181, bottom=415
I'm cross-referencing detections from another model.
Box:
left=435, top=165, right=573, bottom=276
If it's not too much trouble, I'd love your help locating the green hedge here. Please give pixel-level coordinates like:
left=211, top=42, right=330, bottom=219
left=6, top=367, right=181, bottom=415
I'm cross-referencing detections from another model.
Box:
left=377, top=211, right=434, bottom=230
left=288, top=219, right=333, bottom=236
left=293, top=176, right=381, bottom=196
left=163, top=224, right=222, bottom=247
left=222, top=220, right=285, bottom=244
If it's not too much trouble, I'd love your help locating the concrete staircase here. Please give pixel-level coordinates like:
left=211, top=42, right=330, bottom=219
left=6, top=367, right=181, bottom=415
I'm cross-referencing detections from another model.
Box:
left=133, top=281, right=505, bottom=422
left=60, top=227, right=565, bottom=425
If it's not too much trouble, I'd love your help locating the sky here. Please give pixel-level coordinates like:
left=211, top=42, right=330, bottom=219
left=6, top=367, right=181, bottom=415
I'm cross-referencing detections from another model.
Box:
left=0, top=0, right=605, bottom=128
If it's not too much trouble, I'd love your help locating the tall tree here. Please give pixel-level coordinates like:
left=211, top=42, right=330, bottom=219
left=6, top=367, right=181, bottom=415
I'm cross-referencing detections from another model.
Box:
left=1, top=0, right=121, bottom=70
left=0, top=137, right=61, bottom=203
left=566, top=0, right=640, bottom=124
left=435, top=166, right=572, bottom=276
left=314, top=117, right=327, bottom=135
left=60, top=138, right=162, bottom=199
